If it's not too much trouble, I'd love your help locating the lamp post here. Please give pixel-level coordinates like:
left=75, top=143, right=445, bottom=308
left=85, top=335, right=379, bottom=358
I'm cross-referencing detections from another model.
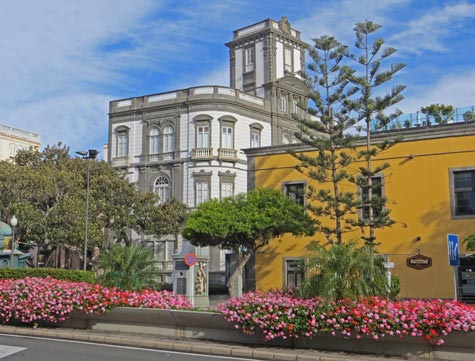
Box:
left=10, top=215, right=18, bottom=268
left=76, top=149, right=99, bottom=270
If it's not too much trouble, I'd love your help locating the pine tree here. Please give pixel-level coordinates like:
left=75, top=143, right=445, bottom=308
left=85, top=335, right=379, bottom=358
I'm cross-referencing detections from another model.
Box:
left=348, top=21, right=406, bottom=245
left=291, top=35, right=359, bottom=245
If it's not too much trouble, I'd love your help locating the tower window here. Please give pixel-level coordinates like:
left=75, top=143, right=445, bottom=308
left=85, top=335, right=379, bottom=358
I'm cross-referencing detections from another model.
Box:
left=284, top=47, right=292, bottom=73
left=245, top=47, right=255, bottom=72
left=280, top=96, right=287, bottom=112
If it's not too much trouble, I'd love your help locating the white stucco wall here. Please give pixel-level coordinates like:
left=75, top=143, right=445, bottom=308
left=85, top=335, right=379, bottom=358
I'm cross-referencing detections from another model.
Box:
left=182, top=109, right=271, bottom=208
left=293, top=46, right=301, bottom=74
left=255, top=40, right=265, bottom=88
left=275, top=40, right=284, bottom=79
left=234, top=48, right=243, bottom=90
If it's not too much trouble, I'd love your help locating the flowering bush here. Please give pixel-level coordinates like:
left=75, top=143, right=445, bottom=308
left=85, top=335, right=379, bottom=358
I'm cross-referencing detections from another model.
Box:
left=0, top=277, right=192, bottom=325
left=218, top=290, right=475, bottom=345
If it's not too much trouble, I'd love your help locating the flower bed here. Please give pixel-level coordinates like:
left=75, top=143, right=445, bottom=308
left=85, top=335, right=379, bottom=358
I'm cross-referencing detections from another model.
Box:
left=0, top=276, right=192, bottom=325
left=217, top=290, right=475, bottom=345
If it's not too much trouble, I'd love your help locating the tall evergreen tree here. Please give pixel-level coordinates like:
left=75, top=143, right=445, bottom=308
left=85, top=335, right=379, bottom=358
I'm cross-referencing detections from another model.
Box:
left=348, top=21, right=406, bottom=245
left=291, top=35, right=359, bottom=245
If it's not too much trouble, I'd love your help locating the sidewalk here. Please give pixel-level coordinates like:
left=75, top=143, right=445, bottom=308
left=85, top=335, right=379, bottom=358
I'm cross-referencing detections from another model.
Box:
left=0, top=324, right=421, bottom=361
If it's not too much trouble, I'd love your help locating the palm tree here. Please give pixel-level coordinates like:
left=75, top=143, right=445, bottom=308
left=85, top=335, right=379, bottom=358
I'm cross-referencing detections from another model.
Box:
left=298, top=241, right=389, bottom=300
left=97, top=245, right=159, bottom=291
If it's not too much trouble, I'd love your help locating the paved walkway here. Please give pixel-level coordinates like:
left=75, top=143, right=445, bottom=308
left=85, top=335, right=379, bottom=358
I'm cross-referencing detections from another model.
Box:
left=0, top=324, right=422, bottom=361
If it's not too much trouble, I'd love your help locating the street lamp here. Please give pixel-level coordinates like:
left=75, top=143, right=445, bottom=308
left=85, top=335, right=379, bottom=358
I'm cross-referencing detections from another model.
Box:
left=10, top=215, right=18, bottom=268
left=76, top=149, right=99, bottom=270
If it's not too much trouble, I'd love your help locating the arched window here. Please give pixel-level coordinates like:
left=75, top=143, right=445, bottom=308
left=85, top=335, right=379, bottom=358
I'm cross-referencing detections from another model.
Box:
left=163, top=125, right=175, bottom=154
left=149, top=127, right=160, bottom=154
left=154, top=176, right=170, bottom=204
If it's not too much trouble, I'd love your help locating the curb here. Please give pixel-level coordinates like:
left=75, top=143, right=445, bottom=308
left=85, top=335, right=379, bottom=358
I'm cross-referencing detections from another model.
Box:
left=0, top=325, right=411, bottom=361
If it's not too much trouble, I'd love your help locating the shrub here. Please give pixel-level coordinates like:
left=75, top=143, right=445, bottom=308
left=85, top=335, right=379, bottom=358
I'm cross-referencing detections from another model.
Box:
left=0, top=276, right=192, bottom=326
left=0, top=268, right=94, bottom=283
left=218, top=290, right=475, bottom=345
left=299, top=242, right=389, bottom=299
left=96, top=245, right=159, bottom=291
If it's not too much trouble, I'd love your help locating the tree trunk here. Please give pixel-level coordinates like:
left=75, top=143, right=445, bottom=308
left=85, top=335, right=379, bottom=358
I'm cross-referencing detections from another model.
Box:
left=228, top=252, right=252, bottom=298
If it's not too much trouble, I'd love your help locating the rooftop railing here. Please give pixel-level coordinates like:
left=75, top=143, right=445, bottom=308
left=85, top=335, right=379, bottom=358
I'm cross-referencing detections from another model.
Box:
left=371, top=105, right=475, bottom=132
left=111, top=86, right=265, bottom=111
left=0, top=124, right=40, bottom=142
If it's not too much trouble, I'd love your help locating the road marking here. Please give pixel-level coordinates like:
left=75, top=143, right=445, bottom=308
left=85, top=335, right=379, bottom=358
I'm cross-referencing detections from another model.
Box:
left=0, top=345, right=26, bottom=359
left=0, top=334, right=258, bottom=360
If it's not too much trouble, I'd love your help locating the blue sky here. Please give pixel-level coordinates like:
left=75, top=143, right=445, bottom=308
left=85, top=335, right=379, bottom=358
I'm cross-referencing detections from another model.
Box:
left=1, top=0, right=474, bottom=154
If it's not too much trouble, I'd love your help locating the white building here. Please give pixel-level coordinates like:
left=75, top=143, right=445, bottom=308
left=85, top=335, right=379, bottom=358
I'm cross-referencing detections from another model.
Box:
left=107, top=17, right=308, bottom=286
left=0, top=123, right=41, bottom=161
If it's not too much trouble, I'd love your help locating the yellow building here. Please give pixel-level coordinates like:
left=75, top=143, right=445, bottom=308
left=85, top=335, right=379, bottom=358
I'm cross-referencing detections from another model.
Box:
left=245, top=121, right=475, bottom=301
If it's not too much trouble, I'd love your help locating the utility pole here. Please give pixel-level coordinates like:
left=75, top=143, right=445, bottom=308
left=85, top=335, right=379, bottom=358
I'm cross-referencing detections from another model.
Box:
left=76, top=149, right=99, bottom=270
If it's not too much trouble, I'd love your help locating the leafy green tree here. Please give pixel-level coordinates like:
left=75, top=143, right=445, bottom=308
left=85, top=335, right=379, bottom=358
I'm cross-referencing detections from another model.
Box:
left=298, top=241, right=389, bottom=299
left=420, top=104, right=454, bottom=125
left=144, top=198, right=188, bottom=252
left=463, top=110, right=475, bottom=122
left=463, top=233, right=475, bottom=251
left=0, top=143, right=187, bottom=266
left=96, top=245, right=159, bottom=290
left=291, top=35, right=359, bottom=245
left=348, top=21, right=405, bottom=245
left=182, top=188, right=314, bottom=297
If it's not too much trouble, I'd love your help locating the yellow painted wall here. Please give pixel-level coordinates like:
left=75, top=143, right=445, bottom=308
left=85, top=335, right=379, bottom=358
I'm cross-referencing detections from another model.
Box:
left=252, top=132, right=475, bottom=299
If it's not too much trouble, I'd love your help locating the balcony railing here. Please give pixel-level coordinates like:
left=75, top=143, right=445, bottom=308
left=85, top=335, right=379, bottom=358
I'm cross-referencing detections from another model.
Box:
left=111, top=156, right=130, bottom=167
left=218, top=148, right=238, bottom=161
left=140, top=152, right=177, bottom=163
left=191, top=147, right=213, bottom=160
left=156, top=261, right=174, bottom=272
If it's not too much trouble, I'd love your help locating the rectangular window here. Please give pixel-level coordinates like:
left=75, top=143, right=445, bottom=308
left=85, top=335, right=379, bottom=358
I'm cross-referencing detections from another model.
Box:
left=117, top=133, right=128, bottom=157
left=283, top=258, right=304, bottom=289
left=291, top=100, right=299, bottom=115
left=453, top=170, right=475, bottom=216
left=245, top=47, right=255, bottom=72
left=250, top=131, right=260, bottom=148
left=221, top=182, right=233, bottom=199
left=221, top=126, right=234, bottom=149
left=283, top=182, right=305, bottom=206
left=361, top=176, right=383, bottom=221
left=197, top=125, right=210, bottom=148
left=196, top=181, right=210, bottom=206
left=284, top=47, right=292, bottom=73
left=280, top=96, right=287, bottom=112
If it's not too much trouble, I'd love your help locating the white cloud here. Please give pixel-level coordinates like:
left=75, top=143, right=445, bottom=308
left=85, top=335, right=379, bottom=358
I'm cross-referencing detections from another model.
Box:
left=398, top=68, right=475, bottom=113
left=4, top=93, right=110, bottom=152
left=194, top=64, right=229, bottom=87
left=294, top=0, right=410, bottom=44
left=0, top=0, right=161, bottom=150
left=390, top=2, right=475, bottom=53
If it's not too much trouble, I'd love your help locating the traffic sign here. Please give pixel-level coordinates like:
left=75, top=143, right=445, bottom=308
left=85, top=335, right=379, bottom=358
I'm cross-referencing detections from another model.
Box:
left=184, top=252, right=197, bottom=266
left=447, top=234, right=460, bottom=267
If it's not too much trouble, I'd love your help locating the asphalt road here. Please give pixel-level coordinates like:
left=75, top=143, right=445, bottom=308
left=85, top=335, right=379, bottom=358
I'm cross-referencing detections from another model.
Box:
left=0, top=334, right=257, bottom=361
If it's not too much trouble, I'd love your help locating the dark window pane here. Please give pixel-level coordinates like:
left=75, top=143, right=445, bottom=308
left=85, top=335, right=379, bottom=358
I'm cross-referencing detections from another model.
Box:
left=454, top=171, right=475, bottom=216
left=285, top=183, right=305, bottom=206
left=362, top=176, right=383, bottom=220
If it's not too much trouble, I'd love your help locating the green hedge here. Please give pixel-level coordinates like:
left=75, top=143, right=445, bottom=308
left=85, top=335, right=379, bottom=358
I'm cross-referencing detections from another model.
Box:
left=0, top=268, right=95, bottom=283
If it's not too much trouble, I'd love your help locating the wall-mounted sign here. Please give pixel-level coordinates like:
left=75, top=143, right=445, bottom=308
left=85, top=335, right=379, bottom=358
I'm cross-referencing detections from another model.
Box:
left=406, top=254, right=432, bottom=270
left=447, top=234, right=460, bottom=266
